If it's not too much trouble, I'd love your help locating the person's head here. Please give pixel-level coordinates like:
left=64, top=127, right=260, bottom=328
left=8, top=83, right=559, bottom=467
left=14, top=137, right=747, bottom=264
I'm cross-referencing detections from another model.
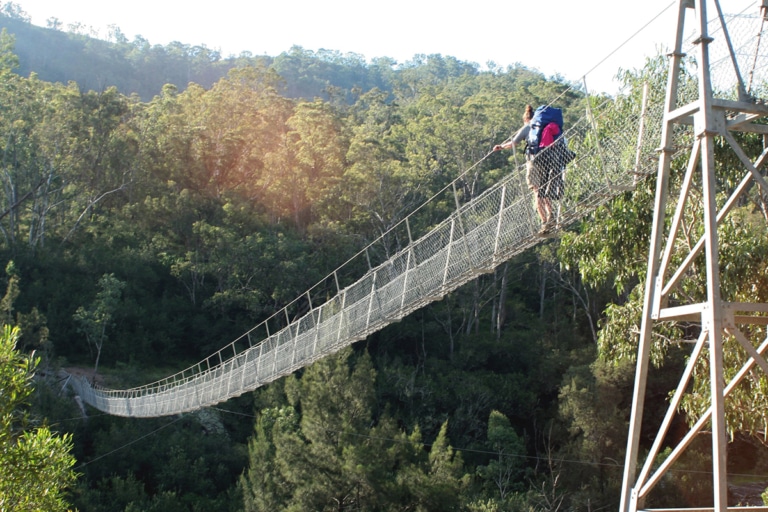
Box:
left=523, top=104, right=534, bottom=123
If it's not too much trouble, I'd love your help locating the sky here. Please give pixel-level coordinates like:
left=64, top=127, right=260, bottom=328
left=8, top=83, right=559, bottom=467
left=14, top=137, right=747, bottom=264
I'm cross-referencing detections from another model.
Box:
left=13, top=0, right=762, bottom=94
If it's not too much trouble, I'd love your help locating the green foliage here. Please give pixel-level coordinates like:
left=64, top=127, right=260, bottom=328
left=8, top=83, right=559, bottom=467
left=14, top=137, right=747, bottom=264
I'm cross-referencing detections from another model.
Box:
left=241, top=348, right=470, bottom=511
left=73, top=273, right=125, bottom=373
left=2, top=20, right=767, bottom=511
left=0, top=260, right=19, bottom=324
left=0, top=27, right=17, bottom=71
left=271, top=46, right=386, bottom=102
left=0, top=324, right=76, bottom=511
left=476, top=410, right=527, bottom=501
left=642, top=443, right=714, bottom=508
left=72, top=408, right=248, bottom=512
left=558, top=358, right=630, bottom=503
left=0, top=260, right=49, bottom=357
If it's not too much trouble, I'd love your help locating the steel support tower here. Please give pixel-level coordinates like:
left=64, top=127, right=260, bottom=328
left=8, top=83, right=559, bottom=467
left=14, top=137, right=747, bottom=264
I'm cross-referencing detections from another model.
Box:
left=620, top=1, right=768, bottom=511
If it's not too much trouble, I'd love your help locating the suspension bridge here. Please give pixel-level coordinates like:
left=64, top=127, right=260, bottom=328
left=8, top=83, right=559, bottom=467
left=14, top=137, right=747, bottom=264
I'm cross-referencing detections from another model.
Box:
left=69, top=2, right=766, bottom=417
left=70, top=91, right=667, bottom=416
left=70, top=2, right=768, bottom=510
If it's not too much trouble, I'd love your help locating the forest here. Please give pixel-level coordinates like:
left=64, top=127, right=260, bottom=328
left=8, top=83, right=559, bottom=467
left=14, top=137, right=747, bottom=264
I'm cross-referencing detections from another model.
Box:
left=2, top=4, right=768, bottom=511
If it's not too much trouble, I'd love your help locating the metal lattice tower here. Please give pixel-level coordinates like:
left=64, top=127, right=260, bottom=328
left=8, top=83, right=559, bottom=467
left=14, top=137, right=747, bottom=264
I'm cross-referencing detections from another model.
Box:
left=620, top=1, right=768, bottom=511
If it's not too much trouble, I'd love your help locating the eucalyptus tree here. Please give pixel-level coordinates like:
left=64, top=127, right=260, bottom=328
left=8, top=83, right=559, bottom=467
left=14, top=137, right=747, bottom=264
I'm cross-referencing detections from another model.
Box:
left=72, top=273, right=125, bottom=375
left=54, top=86, right=139, bottom=244
left=132, top=67, right=301, bottom=310
left=0, top=39, right=139, bottom=250
left=342, top=87, right=418, bottom=250
left=135, top=65, right=291, bottom=206
left=0, top=30, right=52, bottom=247
left=265, top=98, right=347, bottom=232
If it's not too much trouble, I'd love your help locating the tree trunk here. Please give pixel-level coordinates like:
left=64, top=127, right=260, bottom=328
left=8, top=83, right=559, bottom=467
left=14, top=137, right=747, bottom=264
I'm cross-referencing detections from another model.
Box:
left=496, top=262, right=509, bottom=339
left=539, top=262, right=547, bottom=319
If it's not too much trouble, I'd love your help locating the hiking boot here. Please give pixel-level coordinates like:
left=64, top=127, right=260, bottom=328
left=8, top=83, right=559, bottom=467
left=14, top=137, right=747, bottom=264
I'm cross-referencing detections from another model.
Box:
left=538, top=218, right=555, bottom=236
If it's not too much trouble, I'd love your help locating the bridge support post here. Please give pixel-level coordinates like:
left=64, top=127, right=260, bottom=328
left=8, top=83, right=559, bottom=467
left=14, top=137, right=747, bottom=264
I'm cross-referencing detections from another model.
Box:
left=619, top=1, right=768, bottom=511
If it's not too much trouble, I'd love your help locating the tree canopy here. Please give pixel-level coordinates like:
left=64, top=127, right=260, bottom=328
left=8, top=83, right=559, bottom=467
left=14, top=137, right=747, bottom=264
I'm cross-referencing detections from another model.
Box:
left=0, top=9, right=766, bottom=511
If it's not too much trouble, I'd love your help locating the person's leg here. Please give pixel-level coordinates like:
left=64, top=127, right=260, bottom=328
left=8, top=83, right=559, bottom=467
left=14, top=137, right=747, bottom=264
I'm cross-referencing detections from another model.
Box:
left=536, top=192, right=554, bottom=234
left=535, top=192, right=547, bottom=224
left=531, top=160, right=553, bottom=230
left=542, top=196, right=553, bottom=223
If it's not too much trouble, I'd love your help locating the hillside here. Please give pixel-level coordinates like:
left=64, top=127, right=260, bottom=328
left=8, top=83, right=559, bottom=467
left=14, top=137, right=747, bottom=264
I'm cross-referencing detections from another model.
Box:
left=0, top=12, right=440, bottom=102
left=0, top=13, right=257, bottom=99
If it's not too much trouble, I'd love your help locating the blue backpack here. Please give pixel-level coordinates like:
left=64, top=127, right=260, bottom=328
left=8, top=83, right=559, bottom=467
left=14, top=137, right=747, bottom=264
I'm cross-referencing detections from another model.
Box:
left=526, top=105, right=563, bottom=156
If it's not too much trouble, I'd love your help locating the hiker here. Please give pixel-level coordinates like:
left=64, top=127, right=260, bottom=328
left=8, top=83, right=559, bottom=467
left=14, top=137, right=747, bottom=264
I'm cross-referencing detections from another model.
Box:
left=494, top=104, right=572, bottom=234
left=494, top=104, right=534, bottom=153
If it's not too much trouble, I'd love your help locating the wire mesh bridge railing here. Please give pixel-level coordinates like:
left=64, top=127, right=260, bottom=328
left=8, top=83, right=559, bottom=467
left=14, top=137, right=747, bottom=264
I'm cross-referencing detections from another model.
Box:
left=69, top=8, right=768, bottom=418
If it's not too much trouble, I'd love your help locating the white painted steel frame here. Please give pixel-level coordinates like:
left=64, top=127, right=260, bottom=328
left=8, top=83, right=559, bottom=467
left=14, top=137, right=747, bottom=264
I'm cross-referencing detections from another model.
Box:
left=620, top=1, right=768, bottom=511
